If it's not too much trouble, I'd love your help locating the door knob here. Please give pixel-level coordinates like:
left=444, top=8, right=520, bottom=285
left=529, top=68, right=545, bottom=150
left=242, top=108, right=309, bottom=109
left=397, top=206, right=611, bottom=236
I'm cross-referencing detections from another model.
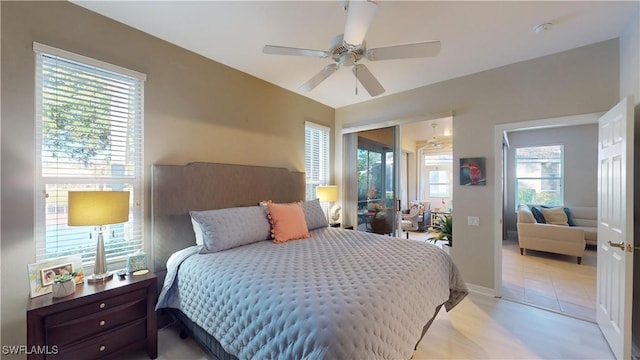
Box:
left=608, top=241, right=625, bottom=249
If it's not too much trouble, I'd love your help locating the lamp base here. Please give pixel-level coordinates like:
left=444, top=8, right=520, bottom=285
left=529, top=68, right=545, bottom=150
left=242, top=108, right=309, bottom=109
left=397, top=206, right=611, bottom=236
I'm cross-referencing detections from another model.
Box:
left=87, top=272, right=113, bottom=283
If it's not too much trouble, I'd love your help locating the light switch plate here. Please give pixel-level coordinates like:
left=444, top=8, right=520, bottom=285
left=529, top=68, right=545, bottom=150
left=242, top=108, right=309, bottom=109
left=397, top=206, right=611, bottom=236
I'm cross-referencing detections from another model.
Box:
left=468, top=216, right=479, bottom=226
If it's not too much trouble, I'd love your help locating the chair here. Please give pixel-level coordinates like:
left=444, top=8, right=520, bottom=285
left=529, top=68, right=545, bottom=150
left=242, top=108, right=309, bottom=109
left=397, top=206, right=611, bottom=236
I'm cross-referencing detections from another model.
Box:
left=401, top=208, right=420, bottom=239
left=370, top=208, right=393, bottom=235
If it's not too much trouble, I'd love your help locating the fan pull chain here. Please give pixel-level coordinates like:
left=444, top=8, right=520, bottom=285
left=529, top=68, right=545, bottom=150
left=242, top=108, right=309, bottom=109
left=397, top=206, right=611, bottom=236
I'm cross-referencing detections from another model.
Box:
left=355, top=65, right=358, bottom=95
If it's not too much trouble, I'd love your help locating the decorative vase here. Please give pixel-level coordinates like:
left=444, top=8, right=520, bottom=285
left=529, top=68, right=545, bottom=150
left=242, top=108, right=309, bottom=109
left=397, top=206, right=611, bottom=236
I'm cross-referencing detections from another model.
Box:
left=52, top=280, right=75, bottom=298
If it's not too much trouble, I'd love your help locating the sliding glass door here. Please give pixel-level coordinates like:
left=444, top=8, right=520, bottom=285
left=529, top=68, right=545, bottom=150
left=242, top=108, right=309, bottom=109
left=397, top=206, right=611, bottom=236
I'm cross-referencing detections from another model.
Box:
left=355, top=127, right=399, bottom=235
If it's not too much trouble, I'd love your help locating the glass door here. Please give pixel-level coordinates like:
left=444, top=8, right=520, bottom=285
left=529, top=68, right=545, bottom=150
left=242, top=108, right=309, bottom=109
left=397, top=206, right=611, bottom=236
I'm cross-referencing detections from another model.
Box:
left=355, top=127, right=399, bottom=235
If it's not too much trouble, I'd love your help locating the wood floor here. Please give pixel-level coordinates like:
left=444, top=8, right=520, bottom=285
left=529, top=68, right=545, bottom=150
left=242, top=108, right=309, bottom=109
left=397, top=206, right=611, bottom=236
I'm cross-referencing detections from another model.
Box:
left=125, top=292, right=613, bottom=359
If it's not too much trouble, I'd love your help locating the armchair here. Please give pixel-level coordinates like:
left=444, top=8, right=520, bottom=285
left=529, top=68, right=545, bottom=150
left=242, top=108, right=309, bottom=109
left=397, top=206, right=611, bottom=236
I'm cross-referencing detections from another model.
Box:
left=401, top=209, right=419, bottom=239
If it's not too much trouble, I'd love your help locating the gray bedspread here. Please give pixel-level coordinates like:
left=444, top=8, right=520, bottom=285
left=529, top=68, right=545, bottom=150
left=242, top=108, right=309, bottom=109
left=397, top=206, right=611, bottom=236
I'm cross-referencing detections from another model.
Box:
left=157, top=227, right=467, bottom=359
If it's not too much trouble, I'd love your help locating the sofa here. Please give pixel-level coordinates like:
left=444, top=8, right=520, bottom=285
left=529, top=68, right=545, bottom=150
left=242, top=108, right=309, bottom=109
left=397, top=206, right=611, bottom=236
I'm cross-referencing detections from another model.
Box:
left=516, top=205, right=588, bottom=264
left=568, top=206, right=597, bottom=246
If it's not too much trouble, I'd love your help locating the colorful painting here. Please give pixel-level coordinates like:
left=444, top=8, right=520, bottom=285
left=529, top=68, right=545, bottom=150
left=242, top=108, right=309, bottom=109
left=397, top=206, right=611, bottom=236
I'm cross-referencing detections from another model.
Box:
left=28, top=255, right=85, bottom=298
left=460, top=157, right=486, bottom=186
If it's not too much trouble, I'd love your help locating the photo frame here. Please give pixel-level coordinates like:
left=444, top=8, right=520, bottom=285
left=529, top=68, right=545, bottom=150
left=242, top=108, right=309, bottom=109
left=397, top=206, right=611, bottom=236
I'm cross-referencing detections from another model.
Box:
left=28, top=255, right=85, bottom=298
left=460, top=157, right=486, bottom=186
left=40, top=263, right=74, bottom=287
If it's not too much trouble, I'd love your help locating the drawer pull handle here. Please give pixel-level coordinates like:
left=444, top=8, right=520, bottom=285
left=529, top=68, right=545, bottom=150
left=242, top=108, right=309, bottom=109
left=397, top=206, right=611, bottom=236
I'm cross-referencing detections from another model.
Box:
left=99, top=320, right=105, bottom=326
left=99, top=303, right=106, bottom=309
left=99, top=345, right=106, bottom=352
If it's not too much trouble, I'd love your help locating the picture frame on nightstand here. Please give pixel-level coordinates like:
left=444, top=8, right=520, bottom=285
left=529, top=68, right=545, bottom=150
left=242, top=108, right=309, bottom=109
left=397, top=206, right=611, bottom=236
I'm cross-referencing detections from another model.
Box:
left=27, top=255, right=84, bottom=298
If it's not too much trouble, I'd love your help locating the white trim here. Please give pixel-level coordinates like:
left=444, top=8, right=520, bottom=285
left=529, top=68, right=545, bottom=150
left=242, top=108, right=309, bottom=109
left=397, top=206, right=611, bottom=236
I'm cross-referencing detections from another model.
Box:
left=341, top=111, right=452, bottom=134
left=466, top=283, right=496, bottom=298
left=305, top=120, right=330, bottom=132
left=493, top=111, right=603, bottom=298
left=33, top=42, right=147, bottom=81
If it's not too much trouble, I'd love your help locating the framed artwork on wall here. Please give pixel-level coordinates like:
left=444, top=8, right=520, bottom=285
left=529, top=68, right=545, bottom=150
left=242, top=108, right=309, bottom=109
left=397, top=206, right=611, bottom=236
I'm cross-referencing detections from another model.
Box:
left=460, top=157, right=486, bottom=186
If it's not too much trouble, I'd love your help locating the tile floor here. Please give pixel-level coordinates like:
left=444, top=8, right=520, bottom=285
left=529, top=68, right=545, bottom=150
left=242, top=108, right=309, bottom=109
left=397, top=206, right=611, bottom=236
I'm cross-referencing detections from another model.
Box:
left=501, top=237, right=597, bottom=322
left=406, top=230, right=597, bottom=322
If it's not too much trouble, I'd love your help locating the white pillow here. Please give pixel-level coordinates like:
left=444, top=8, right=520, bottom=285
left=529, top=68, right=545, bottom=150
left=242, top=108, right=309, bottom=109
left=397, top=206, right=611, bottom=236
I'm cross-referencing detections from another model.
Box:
left=191, top=216, right=204, bottom=246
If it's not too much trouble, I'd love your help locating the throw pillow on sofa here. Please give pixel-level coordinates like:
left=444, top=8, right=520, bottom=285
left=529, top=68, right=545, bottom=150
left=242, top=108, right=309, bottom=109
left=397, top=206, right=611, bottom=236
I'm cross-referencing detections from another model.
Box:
left=541, top=207, right=569, bottom=226
left=528, top=205, right=546, bottom=223
left=542, top=205, right=576, bottom=226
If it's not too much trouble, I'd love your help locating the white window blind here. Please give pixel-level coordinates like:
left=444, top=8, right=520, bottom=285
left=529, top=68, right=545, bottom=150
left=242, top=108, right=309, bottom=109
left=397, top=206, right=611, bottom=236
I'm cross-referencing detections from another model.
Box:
left=305, top=121, right=330, bottom=200
left=34, top=43, right=146, bottom=266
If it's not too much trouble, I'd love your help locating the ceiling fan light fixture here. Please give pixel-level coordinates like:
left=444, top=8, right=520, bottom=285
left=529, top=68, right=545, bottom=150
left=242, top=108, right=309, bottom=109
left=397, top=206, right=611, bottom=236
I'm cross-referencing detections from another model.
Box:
left=343, top=0, right=378, bottom=49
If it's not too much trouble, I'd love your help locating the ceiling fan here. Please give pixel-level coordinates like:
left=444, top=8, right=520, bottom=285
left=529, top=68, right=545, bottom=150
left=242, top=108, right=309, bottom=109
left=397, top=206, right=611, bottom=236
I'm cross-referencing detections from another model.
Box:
left=262, top=0, right=441, bottom=97
left=428, top=122, right=444, bottom=148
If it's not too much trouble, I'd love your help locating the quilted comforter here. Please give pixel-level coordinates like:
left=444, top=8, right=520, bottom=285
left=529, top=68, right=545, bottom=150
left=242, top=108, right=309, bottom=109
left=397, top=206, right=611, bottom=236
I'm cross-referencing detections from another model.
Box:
left=157, top=227, right=467, bottom=359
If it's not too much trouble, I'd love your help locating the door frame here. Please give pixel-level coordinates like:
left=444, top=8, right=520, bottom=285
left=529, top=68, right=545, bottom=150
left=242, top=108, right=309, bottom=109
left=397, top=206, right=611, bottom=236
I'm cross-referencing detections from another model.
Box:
left=492, top=112, right=603, bottom=297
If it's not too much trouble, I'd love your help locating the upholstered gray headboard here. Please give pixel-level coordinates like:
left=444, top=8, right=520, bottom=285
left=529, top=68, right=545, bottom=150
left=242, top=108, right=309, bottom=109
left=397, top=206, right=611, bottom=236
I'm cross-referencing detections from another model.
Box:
left=151, top=162, right=305, bottom=278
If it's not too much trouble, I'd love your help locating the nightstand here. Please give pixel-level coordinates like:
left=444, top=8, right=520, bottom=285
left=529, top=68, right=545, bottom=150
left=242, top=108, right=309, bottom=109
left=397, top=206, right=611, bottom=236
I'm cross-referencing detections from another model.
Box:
left=27, top=271, right=157, bottom=359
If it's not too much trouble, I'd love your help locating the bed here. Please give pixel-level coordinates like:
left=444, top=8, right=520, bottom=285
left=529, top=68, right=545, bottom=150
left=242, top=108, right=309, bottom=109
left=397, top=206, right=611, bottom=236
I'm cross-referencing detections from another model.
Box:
left=152, top=162, right=468, bottom=359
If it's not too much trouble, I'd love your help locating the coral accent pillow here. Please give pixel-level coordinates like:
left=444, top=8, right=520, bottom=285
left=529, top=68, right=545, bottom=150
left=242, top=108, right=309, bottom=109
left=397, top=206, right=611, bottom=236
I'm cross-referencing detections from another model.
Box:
left=541, top=207, right=569, bottom=226
left=266, top=202, right=312, bottom=243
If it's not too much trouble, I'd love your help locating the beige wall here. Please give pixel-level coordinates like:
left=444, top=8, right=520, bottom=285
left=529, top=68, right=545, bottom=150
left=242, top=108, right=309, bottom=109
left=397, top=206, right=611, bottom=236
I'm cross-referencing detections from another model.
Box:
left=0, top=1, right=334, bottom=350
left=336, top=39, right=620, bottom=290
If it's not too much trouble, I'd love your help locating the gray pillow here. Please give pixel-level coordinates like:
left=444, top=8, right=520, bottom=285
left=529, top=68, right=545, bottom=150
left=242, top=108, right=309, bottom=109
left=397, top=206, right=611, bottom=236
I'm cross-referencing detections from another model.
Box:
left=190, top=206, right=271, bottom=253
left=302, top=199, right=329, bottom=230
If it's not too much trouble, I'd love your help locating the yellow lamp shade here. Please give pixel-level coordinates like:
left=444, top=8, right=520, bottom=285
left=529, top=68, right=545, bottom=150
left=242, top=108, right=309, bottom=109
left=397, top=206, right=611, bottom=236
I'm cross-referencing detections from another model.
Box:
left=68, top=191, right=130, bottom=226
left=316, top=185, right=338, bottom=202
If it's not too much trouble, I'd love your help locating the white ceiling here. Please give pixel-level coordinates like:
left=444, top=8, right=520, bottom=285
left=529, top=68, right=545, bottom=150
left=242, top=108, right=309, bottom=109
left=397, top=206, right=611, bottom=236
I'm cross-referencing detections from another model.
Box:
left=73, top=1, right=636, bottom=109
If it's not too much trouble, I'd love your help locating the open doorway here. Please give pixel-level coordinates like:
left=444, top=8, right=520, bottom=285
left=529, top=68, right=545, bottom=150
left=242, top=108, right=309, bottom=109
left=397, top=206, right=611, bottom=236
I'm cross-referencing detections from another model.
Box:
left=342, top=115, right=452, bottom=241
left=496, top=114, right=600, bottom=322
left=400, top=118, right=453, bottom=242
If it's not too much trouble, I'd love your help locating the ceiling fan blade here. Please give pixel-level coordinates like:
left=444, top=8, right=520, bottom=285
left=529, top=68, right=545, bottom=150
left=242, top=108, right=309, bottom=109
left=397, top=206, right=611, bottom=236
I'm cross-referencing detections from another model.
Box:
left=366, top=41, right=441, bottom=61
left=299, top=64, right=339, bottom=92
left=352, top=64, right=385, bottom=97
left=263, top=45, right=329, bottom=58
left=343, top=0, right=378, bottom=49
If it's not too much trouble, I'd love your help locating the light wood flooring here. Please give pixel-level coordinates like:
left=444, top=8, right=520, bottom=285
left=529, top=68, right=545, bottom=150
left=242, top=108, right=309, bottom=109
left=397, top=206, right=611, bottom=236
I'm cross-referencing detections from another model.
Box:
left=127, top=292, right=612, bottom=359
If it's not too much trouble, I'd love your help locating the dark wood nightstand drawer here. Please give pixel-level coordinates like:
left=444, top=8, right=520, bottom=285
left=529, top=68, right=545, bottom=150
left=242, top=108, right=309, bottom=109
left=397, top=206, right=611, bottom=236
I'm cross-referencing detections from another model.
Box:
left=46, top=297, right=146, bottom=346
left=52, top=319, right=146, bottom=360
left=28, top=272, right=158, bottom=360
left=45, top=288, right=146, bottom=327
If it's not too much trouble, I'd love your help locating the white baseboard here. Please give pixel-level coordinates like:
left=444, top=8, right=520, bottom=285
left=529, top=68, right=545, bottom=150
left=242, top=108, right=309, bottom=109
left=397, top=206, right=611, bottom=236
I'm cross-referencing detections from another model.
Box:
left=466, top=283, right=496, bottom=297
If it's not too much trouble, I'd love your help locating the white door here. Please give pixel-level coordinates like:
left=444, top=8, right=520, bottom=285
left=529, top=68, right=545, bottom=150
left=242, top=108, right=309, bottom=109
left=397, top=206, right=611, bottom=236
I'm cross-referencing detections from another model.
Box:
left=596, top=96, right=634, bottom=360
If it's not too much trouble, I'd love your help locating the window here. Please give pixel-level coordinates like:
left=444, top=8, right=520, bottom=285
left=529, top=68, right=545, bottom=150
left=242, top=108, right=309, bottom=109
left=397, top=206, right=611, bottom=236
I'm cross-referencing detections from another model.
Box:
left=34, top=43, right=146, bottom=266
left=428, top=170, right=450, bottom=198
left=515, top=145, right=563, bottom=207
left=422, top=153, right=452, bottom=199
left=305, top=121, right=330, bottom=200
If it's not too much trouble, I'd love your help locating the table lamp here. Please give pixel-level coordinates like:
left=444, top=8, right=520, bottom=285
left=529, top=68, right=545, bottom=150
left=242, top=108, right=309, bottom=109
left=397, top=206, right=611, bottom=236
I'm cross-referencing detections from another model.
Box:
left=68, top=191, right=130, bottom=283
left=316, top=185, right=339, bottom=224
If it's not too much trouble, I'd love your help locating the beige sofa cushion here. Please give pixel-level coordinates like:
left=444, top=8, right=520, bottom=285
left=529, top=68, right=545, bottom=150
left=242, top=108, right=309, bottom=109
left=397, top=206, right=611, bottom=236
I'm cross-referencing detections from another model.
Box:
left=568, top=206, right=597, bottom=246
left=517, top=205, right=536, bottom=223
left=541, top=207, right=569, bottom=226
